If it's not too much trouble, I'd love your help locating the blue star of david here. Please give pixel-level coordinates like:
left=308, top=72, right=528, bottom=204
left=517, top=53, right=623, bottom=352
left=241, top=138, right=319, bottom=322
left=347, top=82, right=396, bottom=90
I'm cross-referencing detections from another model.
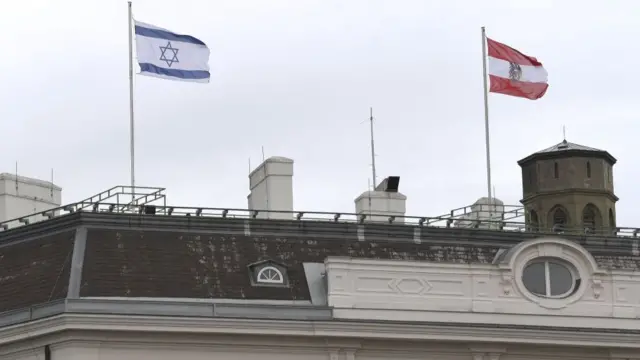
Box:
left=159, top=41, right=179, bottom=67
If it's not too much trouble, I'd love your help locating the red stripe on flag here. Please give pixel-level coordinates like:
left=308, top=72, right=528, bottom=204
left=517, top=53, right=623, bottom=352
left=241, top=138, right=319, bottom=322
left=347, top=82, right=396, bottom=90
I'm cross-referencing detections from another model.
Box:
left=489, top=75, right=548, bottom=100
left=487, top=38, right=542, bottom=67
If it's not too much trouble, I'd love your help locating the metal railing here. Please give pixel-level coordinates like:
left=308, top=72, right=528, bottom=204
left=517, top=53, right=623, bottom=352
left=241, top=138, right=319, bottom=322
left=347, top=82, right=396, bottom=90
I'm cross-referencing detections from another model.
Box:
left=0, top=186, right=636, bottom=238
left=0, top=186, right=166, bottom=230
left=0, top=201, right=637, bottom=238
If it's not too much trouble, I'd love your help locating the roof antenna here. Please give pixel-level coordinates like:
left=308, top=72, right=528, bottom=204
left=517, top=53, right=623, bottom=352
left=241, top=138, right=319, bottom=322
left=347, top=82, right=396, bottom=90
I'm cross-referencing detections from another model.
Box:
left=14, top=161, right=18, bottom=195
left=562, top=125, right=566, bottom=142
left=261, top=146, right=269, bottom=211
left=369, top=107, right=377, bottom=188
left=51, top=168, right=55, bottom=199
left=367, top=178, right=373, bottom=218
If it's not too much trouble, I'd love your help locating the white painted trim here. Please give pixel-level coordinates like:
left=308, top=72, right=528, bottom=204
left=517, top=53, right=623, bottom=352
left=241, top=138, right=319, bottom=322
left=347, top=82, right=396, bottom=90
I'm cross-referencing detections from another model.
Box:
left=2, top=313, right=640, bottom=349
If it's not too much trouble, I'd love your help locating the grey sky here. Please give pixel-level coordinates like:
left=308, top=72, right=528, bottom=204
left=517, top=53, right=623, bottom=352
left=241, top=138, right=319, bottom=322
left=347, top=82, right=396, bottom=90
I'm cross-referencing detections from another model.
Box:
left=1, top=0, right=638, bottom=225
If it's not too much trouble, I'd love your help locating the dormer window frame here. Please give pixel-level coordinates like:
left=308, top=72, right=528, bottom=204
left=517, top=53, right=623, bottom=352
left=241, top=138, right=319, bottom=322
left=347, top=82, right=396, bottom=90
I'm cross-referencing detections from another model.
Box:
left=248, top=260, right=289, bottom=288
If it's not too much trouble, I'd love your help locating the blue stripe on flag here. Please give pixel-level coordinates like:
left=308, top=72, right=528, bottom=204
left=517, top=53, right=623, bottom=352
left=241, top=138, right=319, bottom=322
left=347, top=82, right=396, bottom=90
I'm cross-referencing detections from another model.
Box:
left=139, top=63, right=210, bottom=80
left=135, top=25, right=206, bottom=46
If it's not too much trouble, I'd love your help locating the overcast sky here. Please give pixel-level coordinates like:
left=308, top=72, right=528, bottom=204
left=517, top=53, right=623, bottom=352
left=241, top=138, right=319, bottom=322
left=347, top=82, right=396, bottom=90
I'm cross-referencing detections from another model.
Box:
left=1, top=0, right=638, bottom=226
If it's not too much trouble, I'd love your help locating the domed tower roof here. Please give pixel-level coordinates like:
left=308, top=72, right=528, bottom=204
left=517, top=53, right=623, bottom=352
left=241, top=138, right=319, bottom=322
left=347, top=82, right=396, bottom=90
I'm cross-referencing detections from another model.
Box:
left=517, top=140, right=616, bottom=166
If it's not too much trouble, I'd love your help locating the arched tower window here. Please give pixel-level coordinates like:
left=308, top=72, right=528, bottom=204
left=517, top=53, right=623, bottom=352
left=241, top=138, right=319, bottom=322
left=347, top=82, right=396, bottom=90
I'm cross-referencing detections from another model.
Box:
left=529, top=210, right=539, bottom=231
left=582, top=204, right=601, bottom=234
left=586, top=161, right=591, bottom=178
left=551, top=207, right=567, bottom=233
left=554, top=162, right=559, bottom=179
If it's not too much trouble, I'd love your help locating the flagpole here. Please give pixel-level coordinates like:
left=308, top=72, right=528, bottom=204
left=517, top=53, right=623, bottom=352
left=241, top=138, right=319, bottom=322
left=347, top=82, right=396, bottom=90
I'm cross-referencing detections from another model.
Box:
left=128, top=1, right=136, bottom=199
left=481, top=26, right=492, bottom=205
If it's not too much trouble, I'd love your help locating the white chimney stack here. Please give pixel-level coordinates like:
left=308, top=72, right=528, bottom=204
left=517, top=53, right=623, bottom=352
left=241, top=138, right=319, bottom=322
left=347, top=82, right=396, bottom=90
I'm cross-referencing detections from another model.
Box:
left=354, top=176, right=406, bottom=223
left=247, top=156, right=294, bottom=220
left=0, top=173, right=62, bottom=226
left=454, top=197, right=505, bottom=229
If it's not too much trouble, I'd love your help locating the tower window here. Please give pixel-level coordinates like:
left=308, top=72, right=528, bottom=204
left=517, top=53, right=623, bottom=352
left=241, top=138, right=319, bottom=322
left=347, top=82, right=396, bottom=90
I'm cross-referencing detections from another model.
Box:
left=582, top=205, right=597, bottom=234
left=586, top=161, right=591, bottom=178
left=554, top=162, right=559, bottom=179
left=552, top=207, right=567, bottom=233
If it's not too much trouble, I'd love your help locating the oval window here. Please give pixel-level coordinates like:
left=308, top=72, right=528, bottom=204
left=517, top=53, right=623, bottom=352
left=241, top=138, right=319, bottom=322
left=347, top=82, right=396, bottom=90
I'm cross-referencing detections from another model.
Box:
left=522, top=259, right=579, bottom=298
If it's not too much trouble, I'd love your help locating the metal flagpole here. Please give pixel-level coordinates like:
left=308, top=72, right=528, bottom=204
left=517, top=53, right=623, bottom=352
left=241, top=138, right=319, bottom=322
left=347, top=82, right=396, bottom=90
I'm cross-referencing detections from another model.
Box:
left=369, top=107, right=377, bottom=188
left=128, top=1, right=136, bottom=200
left=481, top=26, right=492, bottom=204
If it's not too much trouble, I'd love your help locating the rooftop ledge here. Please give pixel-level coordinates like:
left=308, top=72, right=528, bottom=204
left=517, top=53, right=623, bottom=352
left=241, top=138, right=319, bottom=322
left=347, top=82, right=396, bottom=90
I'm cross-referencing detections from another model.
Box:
left=0, top=185, right=637, bottom=239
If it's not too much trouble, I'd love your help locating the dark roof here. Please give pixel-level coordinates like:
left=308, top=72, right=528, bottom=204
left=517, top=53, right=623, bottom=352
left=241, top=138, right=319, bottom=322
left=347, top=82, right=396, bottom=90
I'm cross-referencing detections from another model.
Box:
left=0, top=230, right=73, bottom=313
left=0, top=212, right=637, bottom=314
left=518, top=140, right=616, bottom=166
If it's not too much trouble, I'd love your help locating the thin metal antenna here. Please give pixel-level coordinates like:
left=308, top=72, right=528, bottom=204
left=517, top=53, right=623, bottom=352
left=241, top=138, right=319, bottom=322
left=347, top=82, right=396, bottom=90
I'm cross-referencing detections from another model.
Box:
left=367, top=178, right=372, bottom=217
left=562, top=125, right=566, bottom=141
left=50, top=168, right=54, bottom=198
left=369, top=107, right=377, bottom=188
left=261, top=146, right=269, bottom=210
left=15, top=162, right=18, bottom=195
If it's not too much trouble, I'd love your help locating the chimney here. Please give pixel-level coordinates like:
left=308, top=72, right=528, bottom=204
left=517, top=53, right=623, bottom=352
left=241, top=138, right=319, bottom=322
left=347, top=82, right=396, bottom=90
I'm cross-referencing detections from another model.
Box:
left=247, top=156, right=294, bottom=220
left=0, top=173, right=62, bottom=227
left=354, top=176, right=406, bottom=223
left=454, top=197, right=505, bottom=229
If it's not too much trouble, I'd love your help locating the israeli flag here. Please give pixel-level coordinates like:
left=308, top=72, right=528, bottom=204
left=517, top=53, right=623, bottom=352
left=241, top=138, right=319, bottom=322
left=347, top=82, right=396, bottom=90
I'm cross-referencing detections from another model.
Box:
left=134, top=20, right=210, bottom=83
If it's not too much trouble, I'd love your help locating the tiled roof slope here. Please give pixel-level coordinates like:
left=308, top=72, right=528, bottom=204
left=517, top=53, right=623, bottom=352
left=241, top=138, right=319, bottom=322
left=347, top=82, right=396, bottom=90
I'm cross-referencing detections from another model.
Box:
left=0, top=212, right=638, bottom=312
left=79, top=228, right=500, bottom=300
left=0, top=230, right=74, bottom=312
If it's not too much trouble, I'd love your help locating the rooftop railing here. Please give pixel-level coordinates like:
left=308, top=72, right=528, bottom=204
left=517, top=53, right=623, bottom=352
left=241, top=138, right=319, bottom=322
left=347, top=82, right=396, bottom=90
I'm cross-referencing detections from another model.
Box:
left=0, top=187, right=635, bottom=238
left=0, top=185, right=166, bottom=230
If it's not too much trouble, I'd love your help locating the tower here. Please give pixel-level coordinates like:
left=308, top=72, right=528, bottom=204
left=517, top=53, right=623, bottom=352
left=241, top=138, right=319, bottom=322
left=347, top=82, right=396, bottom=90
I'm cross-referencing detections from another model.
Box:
left=518, top=140, right=617, bottom=234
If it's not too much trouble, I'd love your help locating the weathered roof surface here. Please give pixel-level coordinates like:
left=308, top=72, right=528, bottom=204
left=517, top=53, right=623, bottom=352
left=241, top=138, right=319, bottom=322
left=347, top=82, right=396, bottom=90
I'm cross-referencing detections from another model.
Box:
left=518, top=140, right=617, bottom=165
left=79, top=228, right=499, bottom=300
left=535, top=140, right=604, bottom=154
left=0, top=230, right=74, bottom=312
left=0, top=212, right=638, bottom=313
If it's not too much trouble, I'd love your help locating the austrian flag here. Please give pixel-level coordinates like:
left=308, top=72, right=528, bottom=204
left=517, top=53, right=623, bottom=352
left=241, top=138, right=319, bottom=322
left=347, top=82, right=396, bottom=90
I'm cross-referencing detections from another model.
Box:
left=487, top=38, right=548, bottom=100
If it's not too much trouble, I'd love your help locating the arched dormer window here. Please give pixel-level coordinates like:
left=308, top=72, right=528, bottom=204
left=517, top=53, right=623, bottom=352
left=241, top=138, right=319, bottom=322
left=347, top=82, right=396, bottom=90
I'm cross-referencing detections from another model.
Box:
left=586, top=161, right=591, bottom=178
left=554, top=162, right=559, bottom=179
left=256, top=266, right=284, bottom=284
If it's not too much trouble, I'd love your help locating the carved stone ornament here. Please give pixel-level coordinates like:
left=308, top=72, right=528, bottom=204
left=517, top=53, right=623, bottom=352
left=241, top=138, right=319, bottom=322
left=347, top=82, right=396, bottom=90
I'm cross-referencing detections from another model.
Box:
left=591, top=277, right=604, bottom=299
left=499, top=270, right=514, bottom=295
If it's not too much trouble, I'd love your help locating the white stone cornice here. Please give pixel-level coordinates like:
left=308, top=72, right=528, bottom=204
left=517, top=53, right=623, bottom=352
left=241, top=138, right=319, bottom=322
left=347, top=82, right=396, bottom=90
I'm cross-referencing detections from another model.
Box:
left=2, top=314, right=640, bottom=350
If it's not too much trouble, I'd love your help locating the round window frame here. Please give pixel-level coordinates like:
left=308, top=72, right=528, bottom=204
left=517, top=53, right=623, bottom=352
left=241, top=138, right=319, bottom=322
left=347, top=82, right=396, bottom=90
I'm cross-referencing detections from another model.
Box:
left=502, top=238, right=602, bottom=310
left=522, top=258, right=579, bottom=299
